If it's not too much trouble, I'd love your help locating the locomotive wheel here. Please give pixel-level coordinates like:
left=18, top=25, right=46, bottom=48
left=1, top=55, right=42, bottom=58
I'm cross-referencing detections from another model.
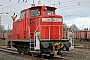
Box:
left=23, top=48, right=29, bottom=55
left=26, top=48, right=29, bottom=54
left=17, top=48, right=22, bottom=54
left=23, top=49, right=26, bottom=54
left=23, top=48, right=27, bottom=55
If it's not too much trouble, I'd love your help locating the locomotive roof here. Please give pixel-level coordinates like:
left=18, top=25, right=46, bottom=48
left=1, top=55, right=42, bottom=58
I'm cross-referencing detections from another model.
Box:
left=21, top=6, right=57, bottom=12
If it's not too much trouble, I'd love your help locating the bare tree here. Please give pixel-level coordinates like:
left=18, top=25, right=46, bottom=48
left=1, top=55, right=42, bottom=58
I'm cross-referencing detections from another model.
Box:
left=0, top=25, right=5, bottom=33
left=63, top=23, right=68, bottom=31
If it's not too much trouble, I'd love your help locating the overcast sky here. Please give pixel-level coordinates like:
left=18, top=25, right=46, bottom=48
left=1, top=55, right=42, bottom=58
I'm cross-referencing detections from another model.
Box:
left=0, top=0, right=90, bottom=29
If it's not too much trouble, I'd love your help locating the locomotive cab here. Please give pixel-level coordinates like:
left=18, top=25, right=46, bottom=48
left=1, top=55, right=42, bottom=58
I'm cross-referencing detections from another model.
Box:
left=8, top=5, right=71, bottom=56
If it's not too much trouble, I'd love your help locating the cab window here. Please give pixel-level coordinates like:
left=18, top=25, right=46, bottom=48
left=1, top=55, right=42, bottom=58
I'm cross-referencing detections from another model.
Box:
left=30, top=9, right=40, bottom=16
left=20, top=12, right=24, bottom=19
left=46, top=10, right=54, bottom=15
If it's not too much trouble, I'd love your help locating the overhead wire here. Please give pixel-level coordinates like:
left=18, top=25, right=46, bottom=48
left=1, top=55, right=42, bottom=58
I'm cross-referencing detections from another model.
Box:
left=0, top=0, right=90, bottom=20
left=0, top=0, right=88, bottom=8
left=2, top=1, right=90, bottom=14
left=0, top=0, right=30, bottom=10
left=1, top=0, right=90, bottom=11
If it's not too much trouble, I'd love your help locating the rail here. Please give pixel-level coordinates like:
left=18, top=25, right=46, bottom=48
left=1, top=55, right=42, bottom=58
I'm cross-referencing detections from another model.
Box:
left=0, top=46, right=69, bottom=60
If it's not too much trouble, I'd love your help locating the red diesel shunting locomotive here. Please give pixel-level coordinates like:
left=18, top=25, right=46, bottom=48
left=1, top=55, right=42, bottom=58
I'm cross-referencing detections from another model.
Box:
left=8, top=4, right=71, bottom=56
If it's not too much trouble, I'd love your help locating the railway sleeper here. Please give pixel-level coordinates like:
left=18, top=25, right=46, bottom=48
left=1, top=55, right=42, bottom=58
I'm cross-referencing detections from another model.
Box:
left=15, top=43, right=30, bottom=55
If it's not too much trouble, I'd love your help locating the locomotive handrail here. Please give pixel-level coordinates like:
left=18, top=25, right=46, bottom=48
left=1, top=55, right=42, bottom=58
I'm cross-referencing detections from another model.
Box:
left=27, top=26, right=32, bottom=51
left=34, top=25, right=40, bottom=50
left=34, top=25, right=40, bottom=37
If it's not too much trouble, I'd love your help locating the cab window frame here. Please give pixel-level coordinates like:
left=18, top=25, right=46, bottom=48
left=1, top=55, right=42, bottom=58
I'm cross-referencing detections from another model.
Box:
left=26, top=10, right=28, bottom=18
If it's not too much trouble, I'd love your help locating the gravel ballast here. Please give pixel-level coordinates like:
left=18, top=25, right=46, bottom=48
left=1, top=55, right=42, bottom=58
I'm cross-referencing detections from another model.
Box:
left=0, top=40, right=90, bottom=60
left=0, top=52, right=29, bottom=60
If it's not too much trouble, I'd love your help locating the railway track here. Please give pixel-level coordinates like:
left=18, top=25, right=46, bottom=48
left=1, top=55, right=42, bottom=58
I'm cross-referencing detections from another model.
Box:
left=0, top=46, right=68, bottom=60
left=74, top=40, right=90, bottom=50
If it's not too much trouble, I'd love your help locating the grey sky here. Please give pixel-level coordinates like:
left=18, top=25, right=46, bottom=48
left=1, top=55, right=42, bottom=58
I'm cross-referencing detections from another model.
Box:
left=0, top=0, right=90, bottom=29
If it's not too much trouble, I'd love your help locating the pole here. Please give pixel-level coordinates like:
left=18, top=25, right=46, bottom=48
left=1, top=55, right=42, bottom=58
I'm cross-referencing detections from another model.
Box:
left=68, top=23, right=69, bottom=39
left=33, top=0, right=34, bottom=4
left=0, top=16, right=1, bottom=33
left=48, top=0, right=49, bottom=6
